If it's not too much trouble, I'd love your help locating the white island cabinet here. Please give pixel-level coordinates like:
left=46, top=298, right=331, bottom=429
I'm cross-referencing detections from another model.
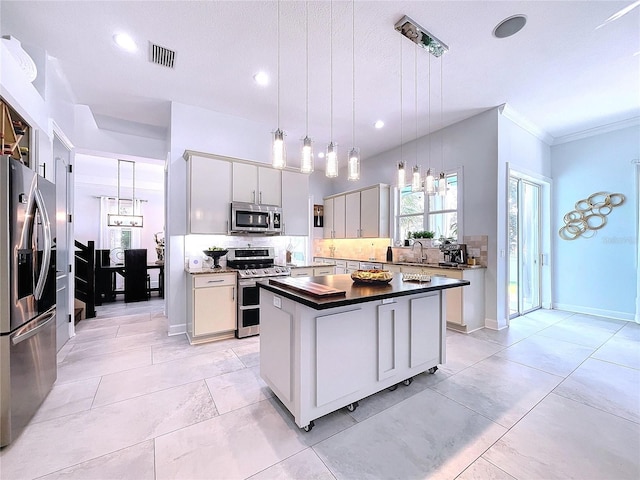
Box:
left=186, top=272, right=237, bottom=344
left=258, top=274, right=468, bottom=431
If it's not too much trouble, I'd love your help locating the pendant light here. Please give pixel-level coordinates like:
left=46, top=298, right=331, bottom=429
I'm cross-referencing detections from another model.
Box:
left=325, top=0, right=338, bottom=178
left=411, top=44, right=421, bottom=192
left=397, top=34, right=405, bottom=188
left=107, top=159, right=143, bottom=227
left=272, top=0, right=286, bottom=169
left=300, top=1, right=314, bottom=174
left=347, top=0, right=360, bottom=181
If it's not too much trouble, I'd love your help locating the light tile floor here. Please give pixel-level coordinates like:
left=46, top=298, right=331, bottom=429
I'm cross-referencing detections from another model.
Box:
left=1, top=303, right=639, bottom=480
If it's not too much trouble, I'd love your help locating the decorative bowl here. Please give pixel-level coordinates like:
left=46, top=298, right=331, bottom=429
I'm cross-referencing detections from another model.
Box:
left=202, top=249, right=228, bottom=268
left=351, top=269, right=393, bottom=284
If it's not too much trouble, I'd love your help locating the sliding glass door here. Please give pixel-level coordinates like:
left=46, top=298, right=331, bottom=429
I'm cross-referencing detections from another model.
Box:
left=508, top=176, right=541, bottom=317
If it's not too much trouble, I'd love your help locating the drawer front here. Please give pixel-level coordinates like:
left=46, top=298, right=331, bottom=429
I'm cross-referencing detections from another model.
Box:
left=194, top=274, right=236, bottom=288
left=347, top=261, right=360, bottom=270
left=314, top=266, right=335, bottom=276
left=290, top=268, right=314, bottom=278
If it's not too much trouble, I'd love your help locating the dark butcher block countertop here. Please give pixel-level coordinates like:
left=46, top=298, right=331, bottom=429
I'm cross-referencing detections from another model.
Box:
left=258, top=273, right=470, bottom=310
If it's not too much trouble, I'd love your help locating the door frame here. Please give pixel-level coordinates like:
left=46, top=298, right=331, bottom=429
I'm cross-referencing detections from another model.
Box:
left=506, top=164, right=552, bottom=325
left=51, top=121, right=75, bottom=341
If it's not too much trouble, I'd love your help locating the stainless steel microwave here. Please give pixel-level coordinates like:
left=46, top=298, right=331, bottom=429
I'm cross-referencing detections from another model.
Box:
left=230, top=202, right=282, bottom=234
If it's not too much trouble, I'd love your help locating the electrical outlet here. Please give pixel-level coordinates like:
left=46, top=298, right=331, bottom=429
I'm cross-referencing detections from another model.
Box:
left=273, top=296, right=281, bottom=309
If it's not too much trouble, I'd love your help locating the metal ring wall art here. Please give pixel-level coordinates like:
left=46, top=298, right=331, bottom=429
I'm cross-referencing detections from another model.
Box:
left=559, top=192, right=625, bottom=240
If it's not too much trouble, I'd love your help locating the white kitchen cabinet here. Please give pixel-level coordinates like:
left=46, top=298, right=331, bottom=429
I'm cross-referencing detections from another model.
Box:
left=360, top=185, right=390, bottom=238
left=346, top=261, right=360, bottom=274
left=232, top=162, right=282, bottom=206
left=399, top=265, right=485, bottom=332
left=323, top=184, right=389, bottom=239
left=345, top=192, right=361, bottom=238
left=186, top=273, right=237, bottom=344
left=334, top=260, right=347, bottom=274
left=323, top=195, right=346, bottom=239
left=281, top=170, right=309, bottom=235
left=187, top=154, right=232, bottom=234
left=323, top=198, right=335, bottom=239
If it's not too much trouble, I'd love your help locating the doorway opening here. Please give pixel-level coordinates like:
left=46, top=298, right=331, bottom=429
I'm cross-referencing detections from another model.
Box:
left=508, top=175, right=542, bottom=318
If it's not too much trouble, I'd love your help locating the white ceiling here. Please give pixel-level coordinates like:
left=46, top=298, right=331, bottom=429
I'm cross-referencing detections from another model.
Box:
left=2, top=1, right=639, bottom=166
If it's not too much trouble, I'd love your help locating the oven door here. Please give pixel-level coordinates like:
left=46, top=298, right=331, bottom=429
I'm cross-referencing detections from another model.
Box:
left=237, top=278, right=260, bottom=338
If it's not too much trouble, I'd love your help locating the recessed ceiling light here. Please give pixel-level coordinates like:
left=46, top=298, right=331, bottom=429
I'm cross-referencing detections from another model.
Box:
left=113, top=33, right=137, bottom=52
left=374, top=120, right=385, bottom=129
left=318, top=152, right=325, bottom=159
left=253, top=71, right=269, bottom=86
left=493, top=15, right=527, bottom=39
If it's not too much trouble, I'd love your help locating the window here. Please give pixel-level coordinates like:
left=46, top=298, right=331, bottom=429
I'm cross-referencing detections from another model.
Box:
left=396, top=170, right=461, bottom=242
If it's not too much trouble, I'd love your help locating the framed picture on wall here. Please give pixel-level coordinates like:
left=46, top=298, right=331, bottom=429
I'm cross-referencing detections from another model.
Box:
left=313, top=204, right=324, bottom=228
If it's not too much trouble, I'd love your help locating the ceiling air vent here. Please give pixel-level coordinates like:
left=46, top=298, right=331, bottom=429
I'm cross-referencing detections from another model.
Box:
left=149, top=42, right=175, bottom=68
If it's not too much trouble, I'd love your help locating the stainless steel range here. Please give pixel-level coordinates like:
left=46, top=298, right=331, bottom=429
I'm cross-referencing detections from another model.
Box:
left=227, top=247, right=290, bottom=338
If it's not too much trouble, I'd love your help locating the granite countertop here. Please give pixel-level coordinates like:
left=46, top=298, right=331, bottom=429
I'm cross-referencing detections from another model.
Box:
left=185, top=267, right=238, bottom=275
left=258, top=273, right=469, bottom=310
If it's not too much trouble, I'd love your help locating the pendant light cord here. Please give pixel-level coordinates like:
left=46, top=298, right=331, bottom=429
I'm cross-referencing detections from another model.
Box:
left=277, top=0, right=280, bottom=128
left=330, top=0, right=333, bottom=141
left=415, top=44, right=418, bottom=168
left=352, top=0, right=355, bottom=147
left=428, top=53, right=431, bottom=172
left=440, top=55, right=444, bottom=173
left=305, top=0, right=309, bottom=136
left=399, top=34, right=403, bottom=164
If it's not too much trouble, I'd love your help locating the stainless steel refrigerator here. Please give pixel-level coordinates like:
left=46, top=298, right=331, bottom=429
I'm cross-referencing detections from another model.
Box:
left=0, top=155, right=57, bottom=447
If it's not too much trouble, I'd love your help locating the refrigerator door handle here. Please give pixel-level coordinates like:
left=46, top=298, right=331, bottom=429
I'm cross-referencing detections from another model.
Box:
left=33, top=187, right=52, bottom=301
left=11, top=307, right=56, bottom=346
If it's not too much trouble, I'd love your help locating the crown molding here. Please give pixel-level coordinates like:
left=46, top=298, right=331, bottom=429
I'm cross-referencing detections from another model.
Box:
left=552, top=116, right=640, bottom=145
left=498, top=103, right=554, bottom=145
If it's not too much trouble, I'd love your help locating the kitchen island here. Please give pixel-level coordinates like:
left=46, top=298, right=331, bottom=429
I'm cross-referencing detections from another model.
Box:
left=258, top=273, right=469, bottom=431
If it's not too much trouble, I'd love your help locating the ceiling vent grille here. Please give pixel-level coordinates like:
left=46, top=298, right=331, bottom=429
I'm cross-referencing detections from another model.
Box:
left=149, top=43, right=175, bottom=68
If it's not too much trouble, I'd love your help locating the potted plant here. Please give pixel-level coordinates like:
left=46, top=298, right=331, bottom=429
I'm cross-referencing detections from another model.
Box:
left=412, top=230, right=435, bottom=246
left=404, top=231, right=413, bottom=247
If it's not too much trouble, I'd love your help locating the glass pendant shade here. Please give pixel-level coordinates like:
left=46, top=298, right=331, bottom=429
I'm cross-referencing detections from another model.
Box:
left=325, top=142, right=338, bottom=178
left=272, top=129, right=286, bottom=169
left=348, top=148, right=360, bottom=181
left=300, top=136, right=314, bottom=173
left=425, top=168, right=435, bottom=195
left=397, top=161, right=406, bottom=188
left=438, top=171, right=447, bottom=196
left=411, top=165, right=421, bottom=192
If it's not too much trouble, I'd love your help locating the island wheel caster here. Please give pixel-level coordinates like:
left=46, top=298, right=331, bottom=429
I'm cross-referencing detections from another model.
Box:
left=346, top=401, right=359, bottom=412
left=402, top=377, right=413, bottom=386
left=387, top=384, right=398, bottom=392
left=428, top=366, right=438, bottom=374
left=303, top=420, right=315, bottom=432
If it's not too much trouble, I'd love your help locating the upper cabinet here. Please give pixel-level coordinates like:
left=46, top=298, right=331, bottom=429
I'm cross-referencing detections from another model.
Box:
left=232, top=163, right=281, bottom=206
left=187, top=153, right=232, bottom=234
left=323, top=184, right=390, bottom=239
left=281, top=170, right=309, bottom=236
left=1, top=98, right=31, bottom=168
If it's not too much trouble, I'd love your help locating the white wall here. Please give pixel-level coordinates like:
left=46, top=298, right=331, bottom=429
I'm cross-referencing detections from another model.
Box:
left=166, top=102, right=275, bottom=334
left=551, top=125, right=639, bottom=320
left=498, top=112, right=552, bottom=326
left=328, top=109, right=501, bottom=326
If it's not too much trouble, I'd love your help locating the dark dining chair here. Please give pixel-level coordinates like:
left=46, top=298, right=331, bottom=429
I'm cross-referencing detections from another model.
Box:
left=124, top=249, right=148, bottom=303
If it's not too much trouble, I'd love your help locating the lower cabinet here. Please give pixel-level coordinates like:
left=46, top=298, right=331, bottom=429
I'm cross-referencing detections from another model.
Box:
left=400, top=265, right=485, bottom=332
left=186, top=273, right=237, bottom=344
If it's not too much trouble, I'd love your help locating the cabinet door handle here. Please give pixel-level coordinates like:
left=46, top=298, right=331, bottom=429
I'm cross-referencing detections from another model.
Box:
left=232, top=286, right=235, bottom=301
left=252, top=190, right=256, bottom=203
left=259, top=191, right=263, bottom=204
left=207, top=279, right=225, bottom=283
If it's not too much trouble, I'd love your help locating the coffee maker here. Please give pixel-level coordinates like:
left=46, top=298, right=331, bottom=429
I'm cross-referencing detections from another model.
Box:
left=440, top=243, right=467, bottom=266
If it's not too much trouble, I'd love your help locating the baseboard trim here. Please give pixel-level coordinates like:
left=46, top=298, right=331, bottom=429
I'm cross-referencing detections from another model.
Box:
left=484, top=318, right=507, bottom=331
left=168, top=323, right=187, bottom=336
left=552, top=303, right=634, bottom=322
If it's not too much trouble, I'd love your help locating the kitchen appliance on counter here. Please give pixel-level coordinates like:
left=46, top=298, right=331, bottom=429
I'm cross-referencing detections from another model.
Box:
left=226, top=247, right=290, bottom=338
left=439, top=243, right=467, bottom=267
left=230, top=202, right=282, bottom=235
left=1, top=156, right=57, bottom=447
